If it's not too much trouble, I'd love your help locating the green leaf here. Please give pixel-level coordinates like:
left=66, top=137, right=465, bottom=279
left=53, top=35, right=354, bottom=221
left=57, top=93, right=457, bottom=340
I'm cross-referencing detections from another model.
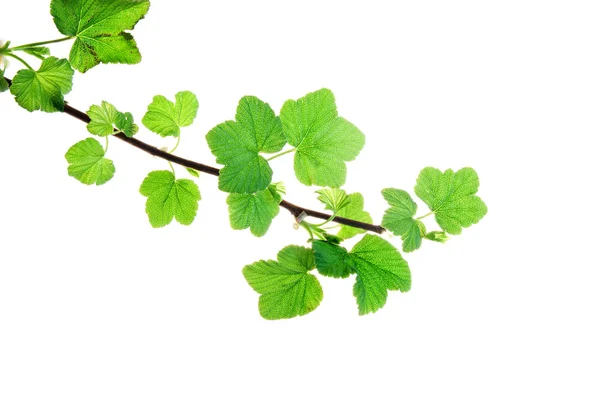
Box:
left=87, top=101, right=120, bottom=136
left=425, top=231, right=449, bottom=243
left=186, top=168, right=200, bottom=178
left=142, top=91, right=199, bottom=137
left=0, top=69, right=8, bottom=93
left=115, top=111, right=138, bottom=137
left=139, top=170, right=201, bottom=228
left=206, top=96, right=286, bottom=194
left=337, top=193, right=372, bottom=240
left=65, top=138, right=115, bottom=185
left=414, top=167, right=488, bottom=235
left=280, top=88, right=365, bottom=187
left=22, top=46, right=51, bottom=60
left=349, top=235, right=411, bottom=315
left=9, top=57, right=74, bottom=112
left=381, top=188, right=426, bottom=252
left=316, top=188, right=350, bottom=213
left=227, top=185, right=282, bottom=237
left=50, top=0, right=150, bottom=73
left=312, top=240, right=353, bottom=278
left=243, top=245, right=323, bottom=320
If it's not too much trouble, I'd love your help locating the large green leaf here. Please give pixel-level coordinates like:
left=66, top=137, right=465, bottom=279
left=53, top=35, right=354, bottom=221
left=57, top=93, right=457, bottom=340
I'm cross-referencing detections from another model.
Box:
left=243, top=245, right=323, bottom=320
left=65, top=138, right=115, bottom=185
left=9, top=57, right=73, bottom=112
left=280, top=88, right=365, bottom=187
left=227, top=185, right=282, bottom=237
left=51, top=0, right=150, bottom=72
left=142, top=91, right=199, bottom=137
left=206, top=96, right=286, bottom=194
left=414, top=167, right=487, bottom=235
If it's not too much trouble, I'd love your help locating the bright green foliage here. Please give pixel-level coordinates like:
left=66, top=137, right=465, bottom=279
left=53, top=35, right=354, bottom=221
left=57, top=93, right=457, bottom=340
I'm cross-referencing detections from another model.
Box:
left=381, top=188, right=426, bottom=252
left=227, top=184, right=282, bottom=237
left=316, top=188, right=350, bottom=212
left=9, top=57, right=73, bottom=112
left=22, top=46, right=51, bottom=60
left=280, top=88, right=365, bottom=187
left=0, top=69, right=8, bottom=93
left=50, top=0, right=150, bottom=73
left=87, top=101, right=138, bottom=137
left=312, top=240, right=353, bottom=278
left=142, top=91, right=199, bottom=137
left=115, top=111, right=138, bottom=137
left=65, top=138, right=115, bottom=185
left=415, top=167, right=488, bottom=235
left=206, top=96, right=286, bottom=194
left=186, top=168, right=200, bottom=178
left=243, top=245, right=323, bottom=320
left=350, top=235, right=411, bottom=315
left=425, top=231, right=449, bottom=243
left=337, top=193, right=372, bottom=239
left=139, top=170, right=201, bottom=228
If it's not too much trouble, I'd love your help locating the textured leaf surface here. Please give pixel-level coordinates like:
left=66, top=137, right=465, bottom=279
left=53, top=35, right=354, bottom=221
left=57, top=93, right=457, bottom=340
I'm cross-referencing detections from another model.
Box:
left=9, top=57, right=73, bottom=112
left=337, top=193, right=372, bottom=239
left=51, top=0, right=150, bottom=72
left=280, top=88, right=364, bottom=187
left=87, top=101, right=120, bottom=136
left=65, top=138, right=114, bottom=185
left=206, top=96, right=286, bottom=193
left=115, top=111, right=138, bottom=137
left=350, top=235, right=411, bottom=315
left=414, top=167, right=488, bottom=234
left=227, top=185, right=282, bottom=237
left=316, top=188, right=350, bottom=212
left=139, top=170, right=201, bottom=228
left=142, top=91, right=199, bottom=137
left=312, top=240, right=353, bottom=278
left=243, top=245, right=323, bottom=320
left=381, top=188, right=426, bottom=252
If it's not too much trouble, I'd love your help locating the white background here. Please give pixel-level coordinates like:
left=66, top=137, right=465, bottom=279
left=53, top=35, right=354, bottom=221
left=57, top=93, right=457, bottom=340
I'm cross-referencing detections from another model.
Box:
left=1, top=0, right=599, bottom=400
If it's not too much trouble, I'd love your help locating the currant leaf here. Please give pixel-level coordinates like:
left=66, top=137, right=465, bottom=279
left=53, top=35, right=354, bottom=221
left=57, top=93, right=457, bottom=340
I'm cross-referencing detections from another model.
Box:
left=142, top=91, right=199, bottom=137
left=227, top=185, right=282, bottom=237
left=65, top=138, right=115, bottom=185
left=381, top=188, right=426, bottom=252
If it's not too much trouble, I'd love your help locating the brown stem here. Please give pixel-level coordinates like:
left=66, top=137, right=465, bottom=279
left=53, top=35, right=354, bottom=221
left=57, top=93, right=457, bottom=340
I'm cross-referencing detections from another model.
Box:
left=4, top=77, right=386, bottom=234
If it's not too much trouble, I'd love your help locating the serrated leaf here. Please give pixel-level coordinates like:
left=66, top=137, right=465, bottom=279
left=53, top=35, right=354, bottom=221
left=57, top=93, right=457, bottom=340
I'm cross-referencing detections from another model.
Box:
left=50, top=0, right=150, bottom=73
left=206, top=96, right=286, bottom=194
left=65, top=138, right=115, bottom=185
left=312, top=240, right=353, bottom=278
left=280, top=88, right=365, bottom=187
left=349, top=235, right=411, bottom=315
left=337, top=193, right=372, bottom=240
left=227, top=185, right=282, bottom=237
left=22, top=46, right=51, bottom=60
left=243, top=245, right=323, bottom=320
left=9, top=57, right=73, bottom=112
left=316, top=188, right=350, bottom=213
left=139, top=170, right=201, bottom=228
left=381, top=188, right=426, bottom=252
left=414, top=167, right=488, bottom=235
left=87, top=101, right=120, bottom=136
left=115, top=111, right=138, bottom=137
left=142, top=91, right=199, bottom=137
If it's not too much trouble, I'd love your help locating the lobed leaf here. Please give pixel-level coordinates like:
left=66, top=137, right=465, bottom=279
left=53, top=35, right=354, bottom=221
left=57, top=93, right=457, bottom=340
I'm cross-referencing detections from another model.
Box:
left=337, top=193, right=372, bottom=240
left=227, top=184, right=282, bottom=237
left=316, top=188, right=350, bottom=213
left=142, top=91, right=199, bottom=137
left=65, top=138, right=115, bottom=185
left=381, top=188, right=426, bottom=252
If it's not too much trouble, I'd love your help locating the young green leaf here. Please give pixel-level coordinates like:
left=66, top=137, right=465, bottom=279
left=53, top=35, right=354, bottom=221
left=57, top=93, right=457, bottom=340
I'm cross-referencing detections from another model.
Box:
left=206, top=96, right=286, bottom=194
left=349, top=235, right=411, bottom=315
left=243, top=245, right=323, bottom=320
left=50, top=0, right=150, bottom=72
left=414, top=167, right=488, bottom=235
left=425, top=231, right=449, bottom=243
left=186, top=168, right=200, bottom=178
left=337, top=193, right=372, bottom=240
left=312, top=240, right=354, bottom=278
left=115, top=111, right=138, bottom=137
left=65, top=138, right=115, bottom=185
left=139, top=170, right=201, bottom=228
left=9, top=57, right=74, bottom=112
left=227, top=185, right=282, bottom=237
left=22, top=46, right=51, bottom=60
left=280, top=88, right=365, bottom=187
left=87, top=101, right=120, bottom=136
left=142, top=91, right=199, bottom=137
left=381, top=188, right=426, bottom=252
left=0, top=69, right=8, bottom=93
left=316, top=188, right=350, bottom=212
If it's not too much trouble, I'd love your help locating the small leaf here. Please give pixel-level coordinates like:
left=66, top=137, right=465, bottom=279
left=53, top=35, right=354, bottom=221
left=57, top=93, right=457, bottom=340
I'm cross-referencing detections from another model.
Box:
left=316, top=188, right=350, bottom=213
left=349, top=235, right=411, bottom=315
left=312, top=240, right=354, bottom=278
left=414, top=167, right=488, bottom=234
left=186, top=168, right=200, bottom=178
left=425, top=231, right=450, bottom=243
left=139, top=170, right=201, bottom=228
left=51, top=0, right=150, bottom=72
left=280, top=88, right=365, bottom=187
left=206, top=96, right=286, bottom=194
left=243, top=245, right=323, bottom=320
left=227, top=185, right=282, bottom=237
left=337, top=193, right=372, bottom=240
left=65, top=138, right=115, bottom=185
left=142, top=91, right=199, bottom=137
left=87, top=101, right=120, bottom=136
left=9, top=57, right=73, bottom=112
left=115, top=111, right=138, bottom=137
left=381, top=188, right=426, bottom=252
left=22, top=46, right=51, bottom=59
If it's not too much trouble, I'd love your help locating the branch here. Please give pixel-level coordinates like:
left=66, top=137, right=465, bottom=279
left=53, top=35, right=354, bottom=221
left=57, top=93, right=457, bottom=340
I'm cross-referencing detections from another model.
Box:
left=4, top=77, right=385, bottom=234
